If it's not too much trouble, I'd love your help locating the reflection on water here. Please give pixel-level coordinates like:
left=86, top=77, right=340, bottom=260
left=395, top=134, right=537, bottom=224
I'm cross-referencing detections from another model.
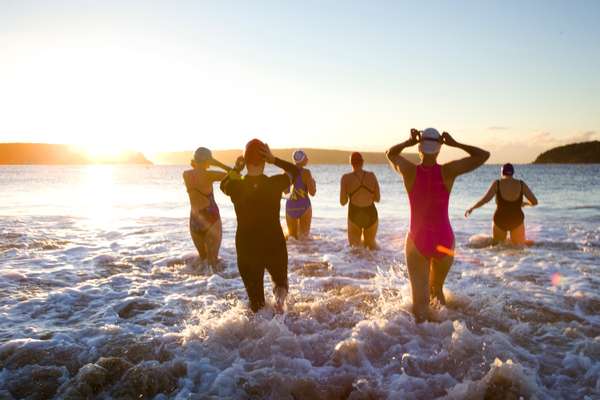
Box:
left=78, top=165, right=116, bottom=228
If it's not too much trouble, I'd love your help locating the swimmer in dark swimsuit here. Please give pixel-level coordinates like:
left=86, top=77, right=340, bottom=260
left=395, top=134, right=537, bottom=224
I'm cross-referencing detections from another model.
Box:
left=466, top=163, right=538, bottom=245
left=387, top=128, right=489, bottom=322
left=340, top=152, right=381, bottom=250
left=221, top=139, right=299, bottom=313
left=183, top=147, right=242, bottom=268
left=285, top=149, right=316, bottom=240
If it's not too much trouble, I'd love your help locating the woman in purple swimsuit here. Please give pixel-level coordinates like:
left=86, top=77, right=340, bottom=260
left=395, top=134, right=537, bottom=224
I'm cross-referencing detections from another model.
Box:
left=183, top=147, right=243, bottom=268
left=285, top=150, right=316, bottom=240
left=387, top=129, right=489, bottom=322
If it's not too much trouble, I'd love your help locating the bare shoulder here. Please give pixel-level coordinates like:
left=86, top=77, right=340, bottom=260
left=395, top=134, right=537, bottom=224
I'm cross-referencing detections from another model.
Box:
left=340, top=172, right=353, bottom=184
left=182, top=169, right=193, bottom=180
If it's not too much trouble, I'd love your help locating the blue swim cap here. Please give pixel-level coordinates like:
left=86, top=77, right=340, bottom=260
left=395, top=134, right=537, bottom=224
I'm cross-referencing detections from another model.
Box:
left=293, top=149, right=307, bottom=164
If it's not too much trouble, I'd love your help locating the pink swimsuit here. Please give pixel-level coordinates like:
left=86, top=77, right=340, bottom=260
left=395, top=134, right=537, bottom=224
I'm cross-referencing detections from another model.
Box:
left=408, top=164, right=454, bottom=258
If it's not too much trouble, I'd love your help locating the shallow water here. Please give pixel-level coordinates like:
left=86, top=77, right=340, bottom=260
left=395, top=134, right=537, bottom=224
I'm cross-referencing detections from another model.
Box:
left=0, top=164, right=599, bottom=399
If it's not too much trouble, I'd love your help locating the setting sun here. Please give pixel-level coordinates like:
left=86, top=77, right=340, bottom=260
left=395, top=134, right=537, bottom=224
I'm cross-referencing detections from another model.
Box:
left=69, top=143, right=132, bottom=163
left=1, top=2, right=599, bottom=399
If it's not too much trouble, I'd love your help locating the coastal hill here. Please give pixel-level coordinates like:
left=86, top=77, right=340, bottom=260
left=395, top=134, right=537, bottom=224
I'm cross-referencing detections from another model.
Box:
left=0, top=143, right=152, bottom=165
left=534, top=141, right=600, bottom=164
left=153, top=148, right=419, bottom=165
left=0, top=143, right=419, bottom=165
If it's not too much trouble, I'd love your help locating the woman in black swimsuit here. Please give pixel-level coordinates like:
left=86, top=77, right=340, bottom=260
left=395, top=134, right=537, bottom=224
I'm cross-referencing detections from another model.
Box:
left=340, top=152, right=381, bottom=250
left=466, top=163, right=538, bottom=245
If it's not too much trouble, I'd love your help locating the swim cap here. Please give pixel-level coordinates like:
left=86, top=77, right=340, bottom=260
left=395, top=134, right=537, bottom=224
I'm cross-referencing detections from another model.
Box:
left=193, top=147, right=212, bottom=163
left=293, top=149, right=307, bottom=164
left=350, top=152, right=363, bottom=168
left=419, top=128, right=442, bottom=154
left=501, top=163, right=514, bottom=176
left=245, top=139, right=265, bottom=166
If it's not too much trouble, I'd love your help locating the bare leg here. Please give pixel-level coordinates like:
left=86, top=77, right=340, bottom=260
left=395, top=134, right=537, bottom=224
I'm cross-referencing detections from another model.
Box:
left=347, top=219, right=363, bottom=247
left=298, top=207, right=312, bottom=240
left=430, top=254, right=454, bottom=306
left=273, top=286, right=288, bottom=314
left=190, top=229, right=207, bottom=261
left=286, top=214, right=299, bottom=240
left=492, top=223, right=507, bottom=245
left=509, top=223, right=526, bottom=245
left=405, top=235, right=430, bottom=323
left=363, top=220, right=379, bottom=250
left=205, top=219, right=222, bottom=268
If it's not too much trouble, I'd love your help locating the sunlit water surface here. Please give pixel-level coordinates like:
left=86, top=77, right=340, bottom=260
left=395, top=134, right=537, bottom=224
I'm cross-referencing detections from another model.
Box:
left=1, top=164, right=599, bottom=399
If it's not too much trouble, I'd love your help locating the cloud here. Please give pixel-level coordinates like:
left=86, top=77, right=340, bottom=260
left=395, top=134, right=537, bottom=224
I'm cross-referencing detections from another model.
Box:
left=488, top=126, right=509, bottom=131
left=482, top=130, right=599, bottom=163
left=564, top=130, right=598, bottom=143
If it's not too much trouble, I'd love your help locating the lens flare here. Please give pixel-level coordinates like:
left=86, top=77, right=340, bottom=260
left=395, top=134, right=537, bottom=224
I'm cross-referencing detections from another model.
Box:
left=436, top=245, right=455, bottom=257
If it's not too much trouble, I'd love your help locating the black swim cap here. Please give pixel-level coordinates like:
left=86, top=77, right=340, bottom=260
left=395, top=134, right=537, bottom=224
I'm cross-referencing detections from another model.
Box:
left=501, top=163, right=514, bottom=176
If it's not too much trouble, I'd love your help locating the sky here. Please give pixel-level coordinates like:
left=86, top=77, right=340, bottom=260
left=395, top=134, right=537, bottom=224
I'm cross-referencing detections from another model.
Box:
left=0, top=0, right=599, bottom=162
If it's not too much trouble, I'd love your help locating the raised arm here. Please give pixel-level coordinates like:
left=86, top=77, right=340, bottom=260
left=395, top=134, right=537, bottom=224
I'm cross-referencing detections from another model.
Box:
left=220, top=156, right=244, bottom=196
left=465, top=181, right=497, bottom=217
left=305, top=170, right=317, bottom=196
left=210, top=158, right=233, bottom=172
left=385, top=129, right=419, bottom=177
left=205, top=171, right=228, bottom=182
left=273, top=158, right=299, bottom=180
left=340, top=176, right=349, bottom=206
left=442, top=132, right=490, bottom=179
left=522, top=182, right=538, bottom=206
left=260, top=143, right=300, bottom=182
left=197, top=157, right=235, bottom=182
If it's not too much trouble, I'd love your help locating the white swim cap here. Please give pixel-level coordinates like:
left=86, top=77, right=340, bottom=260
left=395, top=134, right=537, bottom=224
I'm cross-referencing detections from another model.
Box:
left=419, top=128, right=442, bottom=154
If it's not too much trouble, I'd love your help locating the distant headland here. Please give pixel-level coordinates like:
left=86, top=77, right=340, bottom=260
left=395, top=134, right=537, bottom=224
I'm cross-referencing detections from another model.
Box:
left=0, top=143, right=419, bottom=166
left=533, top=141, right=600, bottom=164
left=0, top=143, right=152, bottom=165
left=153, top=148, right=419, bottom=165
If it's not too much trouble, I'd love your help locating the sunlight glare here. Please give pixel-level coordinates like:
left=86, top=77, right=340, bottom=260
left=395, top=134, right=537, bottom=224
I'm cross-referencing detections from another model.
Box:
left=77, top=165, right=117, bottom=227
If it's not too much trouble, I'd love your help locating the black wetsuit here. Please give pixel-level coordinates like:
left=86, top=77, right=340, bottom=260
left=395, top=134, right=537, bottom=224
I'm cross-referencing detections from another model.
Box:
left=493, top=180, right=524, bottom=231
left=221, top=158, right=299, bottom=312
left=347, top=172, right=378, bottom=229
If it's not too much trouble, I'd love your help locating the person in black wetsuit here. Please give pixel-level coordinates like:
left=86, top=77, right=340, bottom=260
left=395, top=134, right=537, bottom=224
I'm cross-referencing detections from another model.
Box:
left=466, top=163, right=538, bottom=245
left=220, top=139, right=299, bottom=313
left=339, top=152, right=381, bottom=250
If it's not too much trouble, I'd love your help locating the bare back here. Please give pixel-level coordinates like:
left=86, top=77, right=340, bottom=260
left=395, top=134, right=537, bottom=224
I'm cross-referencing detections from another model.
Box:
left=497, top=178, right=523, bottom=201
left=183, top=169, right=226, bottom=212
left=342, top=170, right=380, bottom=207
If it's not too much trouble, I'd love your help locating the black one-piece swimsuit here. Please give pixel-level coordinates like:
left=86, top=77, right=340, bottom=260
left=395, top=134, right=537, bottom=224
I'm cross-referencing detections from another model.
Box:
left=493, top=180, right=524, bottom=231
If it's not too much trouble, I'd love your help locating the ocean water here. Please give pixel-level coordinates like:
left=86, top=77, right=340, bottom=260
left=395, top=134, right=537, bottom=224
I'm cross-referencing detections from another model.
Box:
left=0, top=164, right=599, bottom=399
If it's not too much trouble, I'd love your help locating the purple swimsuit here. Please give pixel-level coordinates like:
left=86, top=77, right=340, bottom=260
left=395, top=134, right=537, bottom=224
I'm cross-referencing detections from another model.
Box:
left=285, top=169, right=311, bottom=219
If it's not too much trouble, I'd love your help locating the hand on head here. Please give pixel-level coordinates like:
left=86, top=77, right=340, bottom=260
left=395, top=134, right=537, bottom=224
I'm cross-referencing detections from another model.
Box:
left=409, top=128, right=421, bottom=145
left=442, top=131, right=458, bottom=147
left=409, top=128, right=456, bottom=146
left=234, top=156, right=245, bottom=172
left=258, top=143, right=275, bottom=164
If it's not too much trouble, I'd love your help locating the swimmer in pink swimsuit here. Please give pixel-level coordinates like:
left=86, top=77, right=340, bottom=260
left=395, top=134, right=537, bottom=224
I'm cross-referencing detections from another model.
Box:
left=387, top=128, right=489, bottom=322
